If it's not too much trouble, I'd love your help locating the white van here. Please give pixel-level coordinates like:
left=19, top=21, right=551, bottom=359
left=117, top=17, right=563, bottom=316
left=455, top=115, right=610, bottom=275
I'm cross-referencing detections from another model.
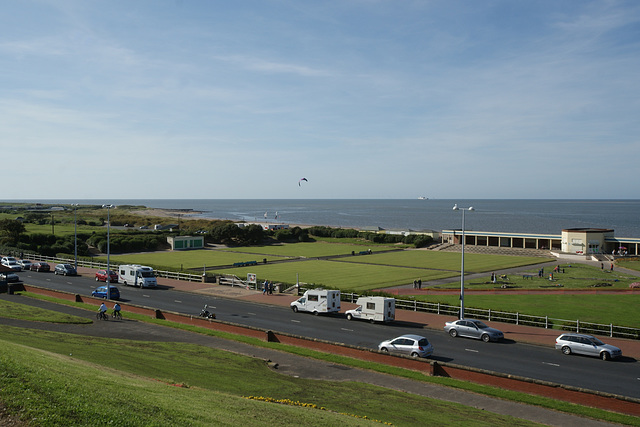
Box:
left=291, top=289, right=341, bottom=315
left=345, top=297, right=395, bottom=323
left=118, top=264, right=157, bottom=288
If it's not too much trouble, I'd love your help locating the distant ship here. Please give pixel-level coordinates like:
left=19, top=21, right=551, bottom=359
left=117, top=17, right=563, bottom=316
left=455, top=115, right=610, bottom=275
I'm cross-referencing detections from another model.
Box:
left=418, top=196, right=428, bottom=200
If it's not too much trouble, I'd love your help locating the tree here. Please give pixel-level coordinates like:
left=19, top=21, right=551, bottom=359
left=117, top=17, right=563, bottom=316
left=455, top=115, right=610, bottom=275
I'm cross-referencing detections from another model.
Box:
left=0, top=219, right=26, bottom=245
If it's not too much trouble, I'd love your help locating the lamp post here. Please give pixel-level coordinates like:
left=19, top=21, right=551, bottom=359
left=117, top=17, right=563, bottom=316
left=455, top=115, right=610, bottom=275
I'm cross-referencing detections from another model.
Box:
left=103, top=204, right=114, bottom=300
left=453, top=204, right=474, bottom=319
left=72, top=204, right=79, bottom=270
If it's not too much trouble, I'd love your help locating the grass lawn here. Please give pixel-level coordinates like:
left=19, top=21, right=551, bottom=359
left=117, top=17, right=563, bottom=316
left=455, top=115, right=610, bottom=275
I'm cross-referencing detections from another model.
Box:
left=340, top=250, right=552, bottom=272
left=0, top=300, right=92, bottom=324
left=433, top=263, right=639, bottom=291
left=208, top=241, right=402, bottom=258
left=0, top=326, right=542, bottom=427
left=418, top=293, right=640, bottom=327
left=222, top=259, right=459, bottom=291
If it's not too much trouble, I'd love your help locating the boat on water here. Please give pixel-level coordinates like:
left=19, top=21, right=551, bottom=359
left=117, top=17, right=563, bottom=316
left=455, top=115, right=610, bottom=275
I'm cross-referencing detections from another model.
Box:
left=418, top=196, right=428, bottom=200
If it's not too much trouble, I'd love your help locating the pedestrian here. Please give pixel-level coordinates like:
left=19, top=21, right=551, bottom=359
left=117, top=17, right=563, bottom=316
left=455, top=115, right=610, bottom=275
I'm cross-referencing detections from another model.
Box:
left=611, top=263, right=614, bottom=272
left=413, top=280, right=417, bottom=289
left=418, top=278, right=422, bottom=290
left=262, top=280, right=268, bottom=294
left=601, top=263, right=603, bottom=270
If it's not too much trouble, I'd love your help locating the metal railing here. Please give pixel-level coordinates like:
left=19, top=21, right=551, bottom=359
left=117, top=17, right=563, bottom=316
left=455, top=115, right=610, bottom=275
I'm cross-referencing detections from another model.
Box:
left=341, top=291, right=640, bottom=340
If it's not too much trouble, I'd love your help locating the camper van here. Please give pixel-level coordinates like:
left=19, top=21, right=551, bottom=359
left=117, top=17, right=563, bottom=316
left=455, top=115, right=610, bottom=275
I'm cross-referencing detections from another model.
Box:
left=290, top=289, right=341, bottom=315
left=345, top=297, right=395, bottom=323
left=118, top=264, right=157, bottom=288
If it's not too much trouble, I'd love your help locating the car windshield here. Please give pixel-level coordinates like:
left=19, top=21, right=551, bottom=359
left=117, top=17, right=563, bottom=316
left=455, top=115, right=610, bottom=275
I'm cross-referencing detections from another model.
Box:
left=589, top=337, right=605, bottom=346
left=473, top=320, right=489, bottom=329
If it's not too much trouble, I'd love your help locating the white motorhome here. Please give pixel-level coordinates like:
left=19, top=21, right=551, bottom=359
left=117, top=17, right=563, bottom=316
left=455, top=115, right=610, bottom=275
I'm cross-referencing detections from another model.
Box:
left=290, top=289, right=341, bottom=315
left=118, top=264, right=157, bottom=288
left=345, top=297, right=395, bottom=323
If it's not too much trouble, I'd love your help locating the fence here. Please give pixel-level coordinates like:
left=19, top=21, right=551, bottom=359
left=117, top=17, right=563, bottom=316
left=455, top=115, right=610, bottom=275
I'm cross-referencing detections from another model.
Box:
left=341, top=292, right=640, bottom=340
left=26, top=254, right=203, bottom=282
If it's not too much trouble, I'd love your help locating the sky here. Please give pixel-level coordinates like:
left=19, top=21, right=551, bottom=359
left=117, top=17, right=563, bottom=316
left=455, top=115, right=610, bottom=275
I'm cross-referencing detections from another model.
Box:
left=1, top=0, right=639, bottom=200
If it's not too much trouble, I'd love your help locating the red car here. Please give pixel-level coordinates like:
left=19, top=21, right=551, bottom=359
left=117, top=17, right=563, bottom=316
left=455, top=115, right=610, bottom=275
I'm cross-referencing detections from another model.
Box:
left=95, top=269, right=118, bottom=282
left=31, top=262, right=50, bottom=272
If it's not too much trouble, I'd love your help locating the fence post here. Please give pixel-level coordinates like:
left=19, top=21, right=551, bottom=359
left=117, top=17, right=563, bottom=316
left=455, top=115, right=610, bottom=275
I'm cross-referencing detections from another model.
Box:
left=414, top=300, right=417, bottom=312
left=610, top=324, right=613, bottom=338
left=545, top=316, right=548, bottom=329
left=516, top=312, right=519, bottom=325
left=437, top=303, right=440, bottom=315
left=576, top=320, right=579, bottom=333
left=488, top=309, right=491, bottom=321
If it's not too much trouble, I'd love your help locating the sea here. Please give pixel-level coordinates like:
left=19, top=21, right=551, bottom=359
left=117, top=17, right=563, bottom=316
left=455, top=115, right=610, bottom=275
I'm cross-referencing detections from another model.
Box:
left=7, top=199, right=640, bottom=238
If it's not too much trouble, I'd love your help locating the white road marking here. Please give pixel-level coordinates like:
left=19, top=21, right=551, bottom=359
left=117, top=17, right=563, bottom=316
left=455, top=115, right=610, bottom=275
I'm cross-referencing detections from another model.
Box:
left=341, top=328, right=354, bottom=332
left=542, top=362, right=560, bottom=367
left=143, top=294, right=150, bottom=298
left=174, top=300, right=182, bottom=303
left=465, top=349, right=479, bottom=353
left=247, top=312, right=256, bottom=316
left=291, top=319, right=301, bottom=323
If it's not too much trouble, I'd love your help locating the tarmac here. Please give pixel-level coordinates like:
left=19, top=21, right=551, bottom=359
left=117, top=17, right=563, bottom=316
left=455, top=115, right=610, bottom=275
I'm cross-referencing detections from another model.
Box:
left=2, top=259, right=640, bottom=426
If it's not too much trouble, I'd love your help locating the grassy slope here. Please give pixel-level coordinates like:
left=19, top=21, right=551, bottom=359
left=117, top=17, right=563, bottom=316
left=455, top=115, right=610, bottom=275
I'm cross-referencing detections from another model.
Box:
left=0, top=327, right=541, bottom=427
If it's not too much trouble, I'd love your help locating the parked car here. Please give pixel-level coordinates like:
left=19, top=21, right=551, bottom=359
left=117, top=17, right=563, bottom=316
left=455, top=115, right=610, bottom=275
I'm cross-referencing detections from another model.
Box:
left=1, top=256, right=17, bottom=265
left=95, top=269, right=118, bottom=282
left=378, top=334, right=434, bottom=358
left=54, top=264, right=77, bottom=276
left=18, top=260, right=33, bottom=270
left=91, top=285, right=120, bottom=300
left=555, top=333, right=622, bottom=361
left=0, top=273, right=20, bottom=282
left=31, top=262, right=51, bottom=272
left=2, top=260, right=22, bottom=271
left=444, top=319, right=504, bottom=342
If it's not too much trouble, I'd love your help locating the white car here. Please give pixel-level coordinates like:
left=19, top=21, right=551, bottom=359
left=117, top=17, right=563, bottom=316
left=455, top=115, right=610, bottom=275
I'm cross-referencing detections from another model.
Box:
left=2, top=260, right=22, bottom=271
left=19, top=260, right=33, bottom=270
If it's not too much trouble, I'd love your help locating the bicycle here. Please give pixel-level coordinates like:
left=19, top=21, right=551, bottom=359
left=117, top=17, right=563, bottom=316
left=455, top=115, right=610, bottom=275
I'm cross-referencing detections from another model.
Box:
left=112, top=310, right=122, bottom=320
left=96, top=311, right=109, bottom=321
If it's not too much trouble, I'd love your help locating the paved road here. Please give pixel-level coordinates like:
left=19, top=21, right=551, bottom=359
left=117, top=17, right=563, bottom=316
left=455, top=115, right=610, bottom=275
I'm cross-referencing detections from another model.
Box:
left=0, top=293, right=621, bottom=427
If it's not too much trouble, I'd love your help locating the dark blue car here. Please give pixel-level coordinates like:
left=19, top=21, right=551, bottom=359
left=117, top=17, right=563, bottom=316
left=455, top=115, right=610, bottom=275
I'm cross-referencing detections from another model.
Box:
left=91, top=285, right=120, bottom=300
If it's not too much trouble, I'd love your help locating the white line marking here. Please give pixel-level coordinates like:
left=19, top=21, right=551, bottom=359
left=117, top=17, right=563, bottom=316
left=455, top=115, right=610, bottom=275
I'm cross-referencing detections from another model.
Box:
left=247, top=312, right=256, bottom=316
left=143, top=295, right=150, bottom=298
left=291, top=319, right=301, bottom=323
left=465, top=349, right=479, bottom=353
left=542, top=362, right=560, bottom=367
left=341, top=328, right=354, bottom=332
left=174, top=300, right=182, bottom=303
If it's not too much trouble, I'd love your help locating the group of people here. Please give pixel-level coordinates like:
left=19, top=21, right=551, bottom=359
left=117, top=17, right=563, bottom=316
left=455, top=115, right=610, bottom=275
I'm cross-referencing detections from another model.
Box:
left=98, top=302, right=121, bottom=319
left=262, top=280, right=275, bottom=295
left=412, top=278, right=422, bottom=289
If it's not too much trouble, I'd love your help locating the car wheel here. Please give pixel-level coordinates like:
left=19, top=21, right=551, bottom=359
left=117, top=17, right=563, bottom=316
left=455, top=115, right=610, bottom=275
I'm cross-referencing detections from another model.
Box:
left=95, top=276, right=100, bottom=281
left=313, top=311, right=319, bottom=316
left=481, top=334, right=490, bottom=343
left=292, top=306, right=298, bottom=313
left=411, top=352, right=420, bottom=358
left=346, top=313, right=352, bottom=321
left=561, top=346, right=572, bottom=355
left=370, top=318, right=375, bottom=324
left=449, top=329, right=458, bottom=338
left=380, top=347, right=388, bottom=353
left=601, top=351, right=610, bottom=361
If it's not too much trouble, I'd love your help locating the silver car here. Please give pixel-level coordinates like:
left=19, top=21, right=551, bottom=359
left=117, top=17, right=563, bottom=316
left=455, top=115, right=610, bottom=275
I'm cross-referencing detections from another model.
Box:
left=378, top=334, right=434, bottom=358
left=555, top=333, right=622, bottom=361
left=444, top=319, right=504, bottom=342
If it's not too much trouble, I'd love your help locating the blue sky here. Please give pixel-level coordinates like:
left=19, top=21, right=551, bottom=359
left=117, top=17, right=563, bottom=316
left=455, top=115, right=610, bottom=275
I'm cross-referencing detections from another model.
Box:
left=2, top=1, right=639, bottom=199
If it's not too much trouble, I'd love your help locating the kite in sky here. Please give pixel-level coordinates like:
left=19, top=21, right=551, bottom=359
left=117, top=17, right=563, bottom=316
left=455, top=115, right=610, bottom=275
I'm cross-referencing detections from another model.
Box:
left=298, top=177, right=308, bottom=187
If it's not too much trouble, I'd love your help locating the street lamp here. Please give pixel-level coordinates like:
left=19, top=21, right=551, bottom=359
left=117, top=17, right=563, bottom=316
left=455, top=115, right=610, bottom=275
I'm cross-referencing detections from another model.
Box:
left=453, top=204, right=474, bottom=319
left=103, top=204, right=114, bottom=300
left=72, top=204, right=79, bottom=270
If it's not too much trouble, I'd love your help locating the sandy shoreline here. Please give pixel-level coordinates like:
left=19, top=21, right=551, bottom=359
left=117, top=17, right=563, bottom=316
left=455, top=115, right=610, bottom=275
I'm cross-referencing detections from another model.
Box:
left=130, top=208, right=318, bottom=229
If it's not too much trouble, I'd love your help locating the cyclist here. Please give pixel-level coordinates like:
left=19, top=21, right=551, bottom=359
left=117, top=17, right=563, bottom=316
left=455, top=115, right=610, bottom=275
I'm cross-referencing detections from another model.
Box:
left=113, top=303, right=122, bottom=319
left=98, top=302, right=108, bottom=320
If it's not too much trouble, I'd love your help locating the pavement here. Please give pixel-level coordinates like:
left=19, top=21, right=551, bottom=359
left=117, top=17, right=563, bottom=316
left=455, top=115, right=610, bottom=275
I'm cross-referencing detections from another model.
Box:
left=2, top=261, right=639, bottom=426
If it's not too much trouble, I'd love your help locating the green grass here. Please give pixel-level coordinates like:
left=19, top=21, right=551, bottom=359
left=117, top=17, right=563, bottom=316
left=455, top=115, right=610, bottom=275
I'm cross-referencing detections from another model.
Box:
left=0, top=300, right=92, bottom=324
left=221, top=259, right=459, bottom=291
left=220, top=241, right=402, bottom=257
left=434, top=262, right=639, bottom=291
left=418, top=293, right=640, bottom=327
left=0, top=326, right=544, bottom=427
